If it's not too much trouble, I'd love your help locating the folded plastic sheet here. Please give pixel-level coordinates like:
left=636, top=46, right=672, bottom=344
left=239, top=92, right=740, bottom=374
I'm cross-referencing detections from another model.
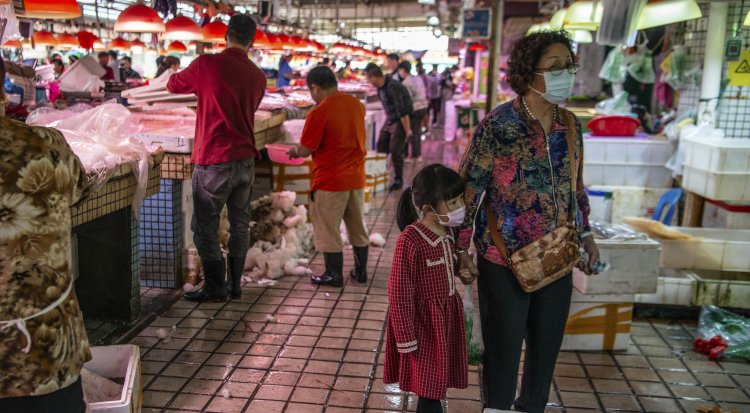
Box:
left=27, top=103, right=154, bottom=217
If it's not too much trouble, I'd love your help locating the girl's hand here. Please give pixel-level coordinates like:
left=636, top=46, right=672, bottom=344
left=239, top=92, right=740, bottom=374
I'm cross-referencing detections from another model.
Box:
left=458, top=268, right=475, bottom=285
left=457, top=251, right=479, bottom=278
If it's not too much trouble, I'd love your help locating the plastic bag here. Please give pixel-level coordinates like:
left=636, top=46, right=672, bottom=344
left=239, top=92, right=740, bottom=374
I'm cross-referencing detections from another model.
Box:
left=0, top=4, right=22, bottom=44
left=599, top=47, right=627, bottom=84
left=463, top=283, right=484, bottom=365
left=662, top=45, right=701, bottom=90
left=595, top=91, right=632, bottom=115
left=627, top=45, right=656, bottom=84
left=590, top=221, right=648, bottom=241
left=27, top=103, right=155, bottom=217
left=697, top=306, right=750, bottom=362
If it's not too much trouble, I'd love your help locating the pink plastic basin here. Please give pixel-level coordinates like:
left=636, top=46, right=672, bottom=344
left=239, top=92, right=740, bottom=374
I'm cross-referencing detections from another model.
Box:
left=266, top=144, right=306, bottom=165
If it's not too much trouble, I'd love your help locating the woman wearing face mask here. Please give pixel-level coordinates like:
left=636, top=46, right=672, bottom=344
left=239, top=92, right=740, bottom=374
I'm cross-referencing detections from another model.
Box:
left=456, top=31, right=600, bottom=413
left=384, top=164, right=477, bottom=413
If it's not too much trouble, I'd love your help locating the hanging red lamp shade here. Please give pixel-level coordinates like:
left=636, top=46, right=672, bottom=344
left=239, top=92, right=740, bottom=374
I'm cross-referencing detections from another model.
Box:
left=253, top=31, right=271, bottom=49
left=56, top=33, right=79, bottom=49
left=163, top=16, right=203, bottom=41
left=32, top=30, right=58, bottom=47
left=93, top=37, right=106, bottom=50
left=266, top=33, right=282, bottom=50
left=276, top=34, right=293, bottom=50
left=77, top=31, right=96, bottom=49
left=167, top=41, right=188, bottom=53
left=290, top=36, right=306, bottom=51
left=200, top=20, right=228, bottom=43
left=130, top=39, right=147, bottom=52
left=110, top=37, right=131, bottom=51
left=468, top=43, right=487, bottom=52
left=115, top=4, right=166, bottom=33
left=23, top=0, right=81, bottom=19
left=2, top=39, right=23, bottom=49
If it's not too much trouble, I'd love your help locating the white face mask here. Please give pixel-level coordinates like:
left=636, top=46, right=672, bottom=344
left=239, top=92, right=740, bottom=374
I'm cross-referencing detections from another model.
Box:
left=431, top=206, right=466, bottom=227
left=529, top=71, right=575, bottom=105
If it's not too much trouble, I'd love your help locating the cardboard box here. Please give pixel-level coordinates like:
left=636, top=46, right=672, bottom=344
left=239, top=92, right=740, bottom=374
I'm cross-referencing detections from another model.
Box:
left=365, top=152, right=388, bottom=176
left=560, top=292, right=634, bottom=351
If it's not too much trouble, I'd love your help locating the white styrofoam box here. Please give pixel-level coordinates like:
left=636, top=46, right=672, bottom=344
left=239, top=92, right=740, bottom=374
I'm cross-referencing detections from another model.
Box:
left=137, top=133, right=194, bottom=154
left=635, top=268, right=698, bottom=306
left=561, top=292, right=634, bottom=351
left=584, top=136, right=674, bottom=164
left=585, top=188, right=613, bottom=222
left=682, top=164, right=750, bottom=202
left=84, top=345, right=142, bottom=413
left=365, top=152, right=388, bottom=176
left=691, top=270, right=750, bottom=310
left=702, top=199, right=750, bottom=229
left=658, top=227, right=750, bottom=272
left=35, top=64, right=55, bottom=82
left=181, top=180, right=194, bottom=249
left=367, top=173, right=388, bottom=194
left=276, top=178, right=311, bottom=193
left=583, top=162, right=673, bottom=187
left=682, top=135, right=750, bottom=174
left=58, top=55, right=106, bottom=92
left=573, top=237, right=660, bottom=295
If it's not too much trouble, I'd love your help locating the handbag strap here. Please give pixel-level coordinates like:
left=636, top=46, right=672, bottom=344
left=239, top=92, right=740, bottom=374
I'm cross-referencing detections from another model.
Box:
left=486, top=113, right=579, bottom=260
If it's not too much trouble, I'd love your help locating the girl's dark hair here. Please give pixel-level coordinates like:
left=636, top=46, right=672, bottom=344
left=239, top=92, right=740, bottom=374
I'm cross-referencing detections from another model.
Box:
left=506, top=30, right=574, bottom=95
left=397, top=164, right=465, bottom=231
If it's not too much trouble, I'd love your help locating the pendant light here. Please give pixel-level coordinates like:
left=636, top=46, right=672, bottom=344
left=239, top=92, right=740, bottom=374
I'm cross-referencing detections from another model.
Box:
left=2, top=39, right=23, bottom=49
left=266, top=33, right=281, bottom=50
left=130, top=39, right=147, bottom=52
left=637, top=0, right=702, bottom=30
left=110, top=37, right=131, bottom=51
left=745, top=9, right=750, bottom=26
left=200, top=21, right=228, bottom=43
left=163, top=16, right=203, bottom=41
left=167, top=41, right=188, bottom=53
left=550, top=9, right=567, bottom=29
left=564, top=1, right=604, bottom=31
left=56, top=33, right=79, bottom=49
left=115, top=4, right=166, bottom=33
left=23, top=0, right=81, bottom=19
left=32, top=30, right=58, bottom=47
left=93, top=37, right=106, bottom=50
left=277, top=34, right=293, bottom=50
left=253, top=31, right=270, bottom=49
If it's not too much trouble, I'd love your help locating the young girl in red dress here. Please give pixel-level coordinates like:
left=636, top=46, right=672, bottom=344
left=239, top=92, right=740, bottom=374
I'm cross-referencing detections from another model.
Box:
left=384, top=164, right=477, bottom=413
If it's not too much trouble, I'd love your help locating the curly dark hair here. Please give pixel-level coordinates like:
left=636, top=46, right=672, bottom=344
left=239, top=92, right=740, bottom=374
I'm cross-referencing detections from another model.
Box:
left=506, top=30, right=574, bottom=95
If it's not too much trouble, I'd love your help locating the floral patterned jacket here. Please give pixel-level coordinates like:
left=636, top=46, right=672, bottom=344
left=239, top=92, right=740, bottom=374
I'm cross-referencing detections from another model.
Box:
left=457, top=98, right=592, bottom=266
left=0, top=117, right=91, bottom=398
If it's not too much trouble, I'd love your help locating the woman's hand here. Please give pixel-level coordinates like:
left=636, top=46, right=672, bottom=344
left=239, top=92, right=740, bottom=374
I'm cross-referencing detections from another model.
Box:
left=457, top=251, right=478, bottom=284
left=579, top=236, right=600, bottom=276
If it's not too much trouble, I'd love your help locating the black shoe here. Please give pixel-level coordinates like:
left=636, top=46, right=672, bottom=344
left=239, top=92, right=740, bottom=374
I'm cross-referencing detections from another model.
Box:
left=389, top=180, right=403, bottom=191
left=349, top=246, right=368, bottom=284
left=311, top=252, right=343, bottom=287
left=226, top=256, right=245, bottom=299
left=185, top=259, right=227, bottom=302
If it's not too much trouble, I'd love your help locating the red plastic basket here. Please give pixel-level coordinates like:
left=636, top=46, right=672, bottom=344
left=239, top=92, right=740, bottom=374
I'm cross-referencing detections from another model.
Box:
left=587, top=115, right=641, bottom=137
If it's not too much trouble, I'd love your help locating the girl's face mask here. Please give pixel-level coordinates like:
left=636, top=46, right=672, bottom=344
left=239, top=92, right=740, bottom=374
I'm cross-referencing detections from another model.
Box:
left=431, top=205, right=466, bottom=227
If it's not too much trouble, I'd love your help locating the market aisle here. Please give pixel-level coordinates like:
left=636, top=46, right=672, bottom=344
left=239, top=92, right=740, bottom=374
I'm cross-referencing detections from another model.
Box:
left=131, top=140, right=750, bottom=413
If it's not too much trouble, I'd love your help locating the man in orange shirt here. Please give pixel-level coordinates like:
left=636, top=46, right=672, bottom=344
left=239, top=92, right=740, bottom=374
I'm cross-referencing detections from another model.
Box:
left=288, top=66, right=369, bottom=287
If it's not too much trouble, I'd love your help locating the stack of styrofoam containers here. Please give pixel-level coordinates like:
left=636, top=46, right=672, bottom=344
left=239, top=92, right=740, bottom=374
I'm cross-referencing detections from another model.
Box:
left=562, top=237, right=661, bottom=351
left=702, top=199, right=750, bottom=229
left=583, top=134, right=675, bottom=187
left=635, top=268, right=698, bottom=306
left=681, top=135, right=750, bottom=201
left=84, top=345, right=142, bottom=413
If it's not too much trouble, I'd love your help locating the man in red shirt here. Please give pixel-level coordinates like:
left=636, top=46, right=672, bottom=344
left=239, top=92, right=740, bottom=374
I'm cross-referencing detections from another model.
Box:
left=167, top=14, right=266, bottom=302
left=288, top=67, right=369, bottom=287
left=98, top=52, right=115, bottom=81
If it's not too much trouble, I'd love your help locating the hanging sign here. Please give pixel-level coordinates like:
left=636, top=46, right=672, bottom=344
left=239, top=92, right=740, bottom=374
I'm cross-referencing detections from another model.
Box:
left=727, top=49, right=750, bottom=86
left=462, top=8, right=492, bottom=40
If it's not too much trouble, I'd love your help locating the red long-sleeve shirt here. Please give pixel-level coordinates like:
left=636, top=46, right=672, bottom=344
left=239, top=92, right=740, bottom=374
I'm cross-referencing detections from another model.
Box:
left=167, top=48, right=266, bottom=165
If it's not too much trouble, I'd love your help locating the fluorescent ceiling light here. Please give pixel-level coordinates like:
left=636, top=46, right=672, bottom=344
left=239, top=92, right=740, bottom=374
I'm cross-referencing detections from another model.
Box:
left=564, top=1, right=603, bottom=31
left=637, top=0, right=702, bottom=30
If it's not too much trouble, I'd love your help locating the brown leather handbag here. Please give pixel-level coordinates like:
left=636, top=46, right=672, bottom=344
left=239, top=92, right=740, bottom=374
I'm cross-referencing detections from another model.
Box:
left=486, top=126, right=580, bottom=293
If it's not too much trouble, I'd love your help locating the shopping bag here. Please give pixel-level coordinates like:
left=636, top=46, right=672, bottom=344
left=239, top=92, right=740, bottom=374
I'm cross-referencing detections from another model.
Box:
left=463, top=283, right=484, bottom=365
left=696, top=305, right=750, bottom=362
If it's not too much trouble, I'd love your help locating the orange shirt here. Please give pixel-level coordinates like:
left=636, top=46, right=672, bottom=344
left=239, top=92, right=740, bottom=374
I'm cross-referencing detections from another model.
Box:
left=300, top=92, right=367, bottom=192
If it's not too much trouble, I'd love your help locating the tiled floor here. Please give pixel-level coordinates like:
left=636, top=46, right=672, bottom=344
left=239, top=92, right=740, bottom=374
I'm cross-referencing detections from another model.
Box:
left=130, top=141, right=750, bottom=412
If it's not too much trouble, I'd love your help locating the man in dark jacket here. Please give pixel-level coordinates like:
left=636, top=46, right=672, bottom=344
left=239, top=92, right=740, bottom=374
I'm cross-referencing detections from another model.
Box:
left=365, top=63, right=413, bottom=191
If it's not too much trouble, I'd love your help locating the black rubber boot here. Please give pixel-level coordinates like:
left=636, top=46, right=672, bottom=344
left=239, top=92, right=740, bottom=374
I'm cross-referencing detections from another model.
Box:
left=184, top=259, right=227, bottom=302
left=389, top=178, right=403, bottom=191
left=350, top=246, right=369, bottom=284
left=226, top=256, right=245, bottom=299
left=311, top=252, right=344, bottom=287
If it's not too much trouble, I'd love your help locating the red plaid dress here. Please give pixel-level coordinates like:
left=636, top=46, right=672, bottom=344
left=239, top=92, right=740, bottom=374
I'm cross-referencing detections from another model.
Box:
left=384, top=222, right=468, bottom=400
